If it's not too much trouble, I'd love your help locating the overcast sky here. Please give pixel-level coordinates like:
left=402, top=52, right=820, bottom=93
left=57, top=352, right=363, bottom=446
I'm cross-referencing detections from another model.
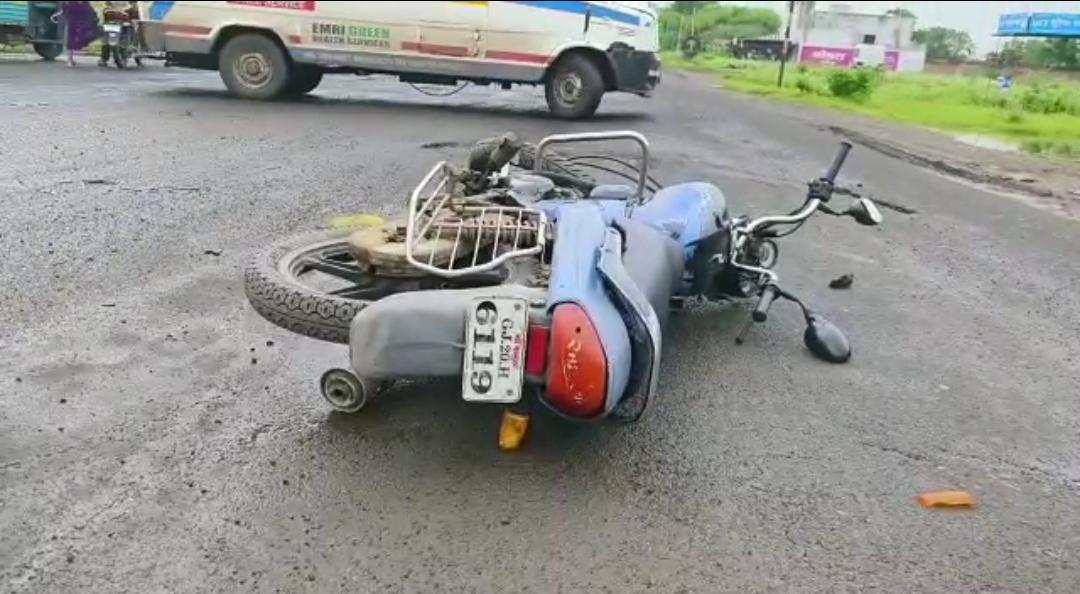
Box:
left=729, top=1, right=1079, bottom=56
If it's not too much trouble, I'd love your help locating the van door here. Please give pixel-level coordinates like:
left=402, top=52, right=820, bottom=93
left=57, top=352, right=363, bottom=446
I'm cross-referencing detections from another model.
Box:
left=485, top=2, right=584, bottom=67
left=398, top=1, right=486, bottom=60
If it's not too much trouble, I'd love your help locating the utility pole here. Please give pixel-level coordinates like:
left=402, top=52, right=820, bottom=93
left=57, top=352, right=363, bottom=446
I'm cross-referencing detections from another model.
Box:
left=675, top=13, right=684, bottom=52
left=777, top=0, right=797, bottom=88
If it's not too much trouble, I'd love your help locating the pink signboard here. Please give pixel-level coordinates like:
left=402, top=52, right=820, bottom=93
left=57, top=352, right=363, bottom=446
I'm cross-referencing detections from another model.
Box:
left=799, top=46, right=855, bottom=67
left=884, top=50, right=899, bottom=71
left=800, top=45, right=902, bottom=71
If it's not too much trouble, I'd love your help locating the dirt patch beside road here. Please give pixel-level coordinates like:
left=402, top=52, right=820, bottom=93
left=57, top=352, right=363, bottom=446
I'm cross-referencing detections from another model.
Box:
left=734, top=89, right=1080, bottom=220
left=825, top=122, right=1080, bottom=221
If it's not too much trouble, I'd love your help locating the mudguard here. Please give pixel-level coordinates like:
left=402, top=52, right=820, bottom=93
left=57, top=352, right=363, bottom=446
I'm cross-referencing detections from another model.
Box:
left=544, top=202, right=632, bottom=417
left=350, top=284, right=545, bottom=380
left=596, top=227, right=663, bottom=420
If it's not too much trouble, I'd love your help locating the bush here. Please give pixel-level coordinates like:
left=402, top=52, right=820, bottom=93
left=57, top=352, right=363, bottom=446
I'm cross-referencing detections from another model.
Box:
left=1019, top=85, right=1079, bottom=116
left=1021, top=140, right=1046, bottom=154
left=826, top=68, right=881, bottom=100
left=794, top=77, right=819, bottom=94
left=1051, top=142, right=1077, bottom=159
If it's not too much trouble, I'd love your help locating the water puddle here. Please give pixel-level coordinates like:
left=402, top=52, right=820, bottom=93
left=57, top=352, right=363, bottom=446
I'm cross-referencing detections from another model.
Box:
left=952, top=133, right=1019, bottom=153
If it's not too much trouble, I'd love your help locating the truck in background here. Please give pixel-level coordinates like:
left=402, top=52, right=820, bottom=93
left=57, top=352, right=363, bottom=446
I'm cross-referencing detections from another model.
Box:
left=0, top=0, right=63, bottom=60
left=136, top=1, right=661, bottom=119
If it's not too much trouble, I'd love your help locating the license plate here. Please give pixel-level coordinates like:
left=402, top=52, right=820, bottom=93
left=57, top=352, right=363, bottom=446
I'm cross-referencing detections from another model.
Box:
left=462, top=297, right=528, bottom=403
left=103, top=24, right=122, bottom=33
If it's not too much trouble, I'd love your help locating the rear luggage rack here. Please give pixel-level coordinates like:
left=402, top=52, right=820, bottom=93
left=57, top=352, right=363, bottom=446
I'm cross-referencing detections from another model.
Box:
left=535, top=130, right=651, bottom=213
left=405, top=162, right=548, bottom=278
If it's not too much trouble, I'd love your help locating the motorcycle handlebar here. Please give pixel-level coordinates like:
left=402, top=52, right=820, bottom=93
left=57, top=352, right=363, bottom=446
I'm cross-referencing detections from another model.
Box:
left=823, top=141, right=853, bottom=184
left=752, top=285, right=778, bottom=322
left=743, top=142, right=853, bottom=235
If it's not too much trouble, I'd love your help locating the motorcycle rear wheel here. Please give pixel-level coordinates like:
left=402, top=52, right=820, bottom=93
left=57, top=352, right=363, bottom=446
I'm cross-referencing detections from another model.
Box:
left=244, top=229, right=538, bottom=344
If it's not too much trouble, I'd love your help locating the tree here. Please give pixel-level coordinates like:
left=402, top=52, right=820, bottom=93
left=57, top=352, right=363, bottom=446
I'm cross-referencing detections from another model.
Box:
left=1029, top=38, right=1080, bottom=70
left=990, top=39, right=1080, bottom=70
left=659, top=4, right=781, bottom=52
left=671, top=1, right=717, bottom=15
left=988, top=40, right=1027, bottom=68
left=885, top=8, right=916, bottom=19
left=912, top=27, right=974, bottom=63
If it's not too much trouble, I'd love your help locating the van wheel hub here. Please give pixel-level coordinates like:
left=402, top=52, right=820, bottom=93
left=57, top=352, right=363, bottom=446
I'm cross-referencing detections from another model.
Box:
left=237, top=53, right=272, bottom=88
left=555, top=73, right=584, bottom=105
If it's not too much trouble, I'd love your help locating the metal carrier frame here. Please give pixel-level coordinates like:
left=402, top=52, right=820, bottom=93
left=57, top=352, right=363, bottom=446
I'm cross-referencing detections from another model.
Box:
left=404, top=162, right=548, bottom=278
left=535, top=130, right=651, bottom=211
left=404, top=131, right=651, bottom=279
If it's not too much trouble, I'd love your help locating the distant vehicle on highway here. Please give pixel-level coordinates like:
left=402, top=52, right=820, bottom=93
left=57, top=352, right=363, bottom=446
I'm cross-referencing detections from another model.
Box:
left=136, top=1, right=661, bottom=119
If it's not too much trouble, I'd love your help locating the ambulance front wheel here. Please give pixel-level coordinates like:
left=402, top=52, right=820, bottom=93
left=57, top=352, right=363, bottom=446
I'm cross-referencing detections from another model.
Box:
left=545, top=53, right=605, bottom=120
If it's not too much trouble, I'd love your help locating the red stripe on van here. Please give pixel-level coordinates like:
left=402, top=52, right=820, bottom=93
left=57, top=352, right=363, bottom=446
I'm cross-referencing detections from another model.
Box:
left=285, top=34, right=302, bottom=45
left=486, top=50, right=550, bottom=65
left=163, top=24, right=211, bottom=36
left=401, top=41, right=471, bottom=57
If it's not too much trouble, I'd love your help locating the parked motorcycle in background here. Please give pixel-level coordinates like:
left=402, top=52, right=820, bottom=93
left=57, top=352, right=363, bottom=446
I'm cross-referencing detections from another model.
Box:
left=99, top=1, right=140, bottom=69
left=245, top=131, right=883, bottom=447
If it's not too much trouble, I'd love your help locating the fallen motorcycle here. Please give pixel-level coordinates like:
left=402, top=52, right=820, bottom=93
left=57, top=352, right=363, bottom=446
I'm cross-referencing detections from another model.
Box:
left=245, top=131, right=882, bottom=439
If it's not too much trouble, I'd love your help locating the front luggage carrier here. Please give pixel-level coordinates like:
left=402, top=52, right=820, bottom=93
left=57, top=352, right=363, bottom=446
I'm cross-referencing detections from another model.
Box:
left=404, top=161, right=547, bottom=279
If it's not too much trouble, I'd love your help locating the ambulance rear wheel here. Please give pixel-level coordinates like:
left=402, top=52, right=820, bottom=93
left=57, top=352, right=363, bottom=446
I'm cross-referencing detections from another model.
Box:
left=218, top=33, right=292, bottom=100
left=34, top=42, right=63, bottom=61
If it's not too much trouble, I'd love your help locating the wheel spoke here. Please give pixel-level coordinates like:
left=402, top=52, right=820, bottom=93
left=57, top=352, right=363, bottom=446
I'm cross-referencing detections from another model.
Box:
left=329, top=285, right=396, bottom=299
left=299, top=255, right=370, bottom=282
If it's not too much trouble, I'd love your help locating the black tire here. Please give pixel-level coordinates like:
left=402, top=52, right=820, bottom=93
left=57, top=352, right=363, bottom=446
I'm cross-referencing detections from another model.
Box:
left=284, top=65, right=323, bottom=98
left=245, top=229, right=538, bottom=344
left=469, top=139, right=596, bottom=183
left=218, top=33, right=291, bottom=100
left=33, top=42, right=63, bottom=61
left=114, top=46, right=128, bottom=69
left=245, top=230, right=368, bottom=344
left=545, top=53, right=605, bottom=120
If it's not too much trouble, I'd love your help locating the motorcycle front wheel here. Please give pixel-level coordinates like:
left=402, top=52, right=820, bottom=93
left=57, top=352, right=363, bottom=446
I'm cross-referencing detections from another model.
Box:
left=113, top=46, right=129, bottom=69
left=244, top=229, right=539, bottom=344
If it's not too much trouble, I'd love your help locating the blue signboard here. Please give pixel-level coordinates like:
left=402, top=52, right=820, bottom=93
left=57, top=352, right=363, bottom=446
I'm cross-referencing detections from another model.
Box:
left=998, top=13, right=1030, bottom=36
left=1029, top=13, right=1080, bottom=37
left=997, top=12, right=1080, bottom=37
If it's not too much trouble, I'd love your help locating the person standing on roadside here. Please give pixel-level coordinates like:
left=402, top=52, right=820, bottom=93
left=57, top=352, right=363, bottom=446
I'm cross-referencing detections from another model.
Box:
left=58, top=0, right=98, bottom=67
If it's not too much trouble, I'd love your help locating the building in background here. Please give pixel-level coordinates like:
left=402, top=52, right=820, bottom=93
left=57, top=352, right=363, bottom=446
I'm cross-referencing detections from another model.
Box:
left=731, top=1, right=1078, bottom=58
left=795, top=4, right=926, bottom=71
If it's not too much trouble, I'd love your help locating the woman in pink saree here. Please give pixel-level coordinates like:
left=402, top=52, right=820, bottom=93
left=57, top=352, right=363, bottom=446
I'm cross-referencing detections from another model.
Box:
left=58, top=1, right=99, bottom=66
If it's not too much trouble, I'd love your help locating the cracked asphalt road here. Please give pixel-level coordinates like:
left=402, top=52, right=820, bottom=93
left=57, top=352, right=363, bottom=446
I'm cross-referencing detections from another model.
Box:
left=2, top=61, right=1078, bottom=594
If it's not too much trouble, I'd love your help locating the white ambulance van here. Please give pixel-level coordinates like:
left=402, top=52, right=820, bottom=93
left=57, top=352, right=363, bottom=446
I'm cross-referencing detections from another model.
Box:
left=137, top=1, right=660, bottom=119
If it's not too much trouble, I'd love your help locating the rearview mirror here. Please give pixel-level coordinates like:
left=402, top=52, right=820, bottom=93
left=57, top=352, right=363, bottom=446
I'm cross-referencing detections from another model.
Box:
left=846, top=197, right=883, bottom=226
left=804, top=314, right=852, bottom=363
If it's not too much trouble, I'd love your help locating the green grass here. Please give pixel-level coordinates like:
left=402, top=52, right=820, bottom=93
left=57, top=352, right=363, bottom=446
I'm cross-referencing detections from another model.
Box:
left=665, top=51, right=1080, bottom=160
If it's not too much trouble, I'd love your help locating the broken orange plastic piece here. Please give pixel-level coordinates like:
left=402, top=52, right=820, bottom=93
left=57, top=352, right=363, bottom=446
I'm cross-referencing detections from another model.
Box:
left=498, top=410, right=530, bottom=451
left=918, top=490, right=976, bottom=508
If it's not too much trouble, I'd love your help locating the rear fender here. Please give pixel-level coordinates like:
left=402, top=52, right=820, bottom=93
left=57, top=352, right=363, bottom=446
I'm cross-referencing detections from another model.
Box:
left=350, top=284, right=546, bottom=380
left=544, top=202, right=632, bottom=418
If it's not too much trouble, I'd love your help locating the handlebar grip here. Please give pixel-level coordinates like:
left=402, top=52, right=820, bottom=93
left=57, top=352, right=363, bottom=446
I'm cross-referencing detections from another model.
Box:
left=752, top=285, right=778, bottom=323
left=823, top=141, right=853, bottom=183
